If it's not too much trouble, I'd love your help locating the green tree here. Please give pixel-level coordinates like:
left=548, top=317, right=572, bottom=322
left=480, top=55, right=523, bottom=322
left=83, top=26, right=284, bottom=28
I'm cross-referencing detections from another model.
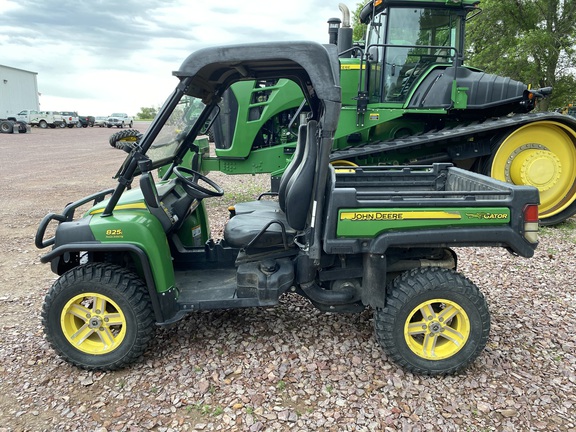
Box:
left=352, top=1, right=368, bottom=41
left=465, top=0, right=576, bottom=111
left=137, top=107, right=158, bottom=120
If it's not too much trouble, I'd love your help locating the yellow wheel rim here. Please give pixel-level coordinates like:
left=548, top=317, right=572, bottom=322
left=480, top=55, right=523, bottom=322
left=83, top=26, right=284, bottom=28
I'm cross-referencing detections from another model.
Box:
left=330, top=160, right=358, bottom=167
left=404, top=299, right=470, bottom=360
left=331, top=159, right=358, bottom=174
left=61, top=293, right=127, bottom=355
left=491, top=121, right=576, bottom=218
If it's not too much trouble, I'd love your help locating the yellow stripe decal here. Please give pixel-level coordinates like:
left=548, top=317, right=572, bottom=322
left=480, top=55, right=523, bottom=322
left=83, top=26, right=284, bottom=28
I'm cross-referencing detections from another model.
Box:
left=340, top=64, right=365, bottom=70
left=90, top=203, right=147, bottom=215
left=340, top=211, right=462, bottom=221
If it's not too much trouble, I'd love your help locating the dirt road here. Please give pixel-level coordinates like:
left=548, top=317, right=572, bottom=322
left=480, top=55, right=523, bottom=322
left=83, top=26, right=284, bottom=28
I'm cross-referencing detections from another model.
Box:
left=0, top=125, right=575, bottom=432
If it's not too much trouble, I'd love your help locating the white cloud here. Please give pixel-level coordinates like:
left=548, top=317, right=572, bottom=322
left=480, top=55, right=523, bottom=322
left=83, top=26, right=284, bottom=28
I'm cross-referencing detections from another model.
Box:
left=0, top=0, right=357, bottom=116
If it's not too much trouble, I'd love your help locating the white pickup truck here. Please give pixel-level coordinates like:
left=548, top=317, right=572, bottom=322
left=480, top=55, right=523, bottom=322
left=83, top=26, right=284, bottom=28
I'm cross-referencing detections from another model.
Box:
left=106, top=113, right=133, bottom=128
left=11, top=109, right=64, bottom=129
left=60, top=111, right=79, bottom=128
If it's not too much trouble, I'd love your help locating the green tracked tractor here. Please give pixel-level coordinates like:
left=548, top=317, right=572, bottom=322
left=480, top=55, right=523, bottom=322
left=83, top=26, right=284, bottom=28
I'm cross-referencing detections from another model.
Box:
left=196, top=0, right=576, bottom=226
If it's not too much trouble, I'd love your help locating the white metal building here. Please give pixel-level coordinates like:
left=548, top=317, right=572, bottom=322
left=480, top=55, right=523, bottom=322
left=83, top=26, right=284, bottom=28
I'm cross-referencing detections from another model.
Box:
left=0, top=64, right=40, bottom=118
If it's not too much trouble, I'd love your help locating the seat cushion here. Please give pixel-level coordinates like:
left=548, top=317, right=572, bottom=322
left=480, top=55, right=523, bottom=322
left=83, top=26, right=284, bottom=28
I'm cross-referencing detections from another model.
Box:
left=224, top=210, right=296, bottom=248
left=232, top=200, right=280, bottom=215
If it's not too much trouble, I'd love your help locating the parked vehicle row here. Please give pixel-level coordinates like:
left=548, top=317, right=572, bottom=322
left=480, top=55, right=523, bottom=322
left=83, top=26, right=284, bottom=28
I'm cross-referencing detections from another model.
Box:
left=2, top=109, right=136, bottom=131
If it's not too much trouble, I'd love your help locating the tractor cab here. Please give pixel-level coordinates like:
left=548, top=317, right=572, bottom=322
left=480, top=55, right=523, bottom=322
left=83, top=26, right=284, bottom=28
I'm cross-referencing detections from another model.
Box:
left=360, top=0, right=472, bottom=104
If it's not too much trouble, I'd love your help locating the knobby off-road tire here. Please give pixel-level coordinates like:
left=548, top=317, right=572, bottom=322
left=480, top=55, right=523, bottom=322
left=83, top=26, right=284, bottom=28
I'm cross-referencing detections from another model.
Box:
left=374, top=267, right=490, bottom=375
left=109, top=128, right=142, bottom=149
left=42, top=263, right=155, bottom=371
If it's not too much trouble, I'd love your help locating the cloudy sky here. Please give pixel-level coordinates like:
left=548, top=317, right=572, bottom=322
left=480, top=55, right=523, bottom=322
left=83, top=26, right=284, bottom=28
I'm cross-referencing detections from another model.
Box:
left=0, top=0, right=355, bottom=116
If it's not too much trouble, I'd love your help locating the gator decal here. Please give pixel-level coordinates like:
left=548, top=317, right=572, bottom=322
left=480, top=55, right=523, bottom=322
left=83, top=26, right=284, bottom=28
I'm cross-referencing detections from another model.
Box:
left=337, top=207, right=510, bottom=237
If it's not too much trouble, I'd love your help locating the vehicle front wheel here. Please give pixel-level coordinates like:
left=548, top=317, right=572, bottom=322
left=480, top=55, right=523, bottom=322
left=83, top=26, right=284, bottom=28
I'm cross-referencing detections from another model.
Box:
left=42, top=263, right=156, bottom=371
left=39, top=120, right=48, bottom=129
left=374, top=267, right=490, bottom=375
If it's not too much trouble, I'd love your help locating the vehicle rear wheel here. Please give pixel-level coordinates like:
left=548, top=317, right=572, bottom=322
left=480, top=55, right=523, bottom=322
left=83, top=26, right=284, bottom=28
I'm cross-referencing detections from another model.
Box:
left=39, top=120, right=48, bottom=129
left=59, top=122, right=66, bottom=128
left=0, top=120, right=13, bottom=133
left=488, top=121, right=576, bottom=225
left=109, top=128, right=142, bottom=149
left=374, top=267, right=490, bottom=375
left=42, top=263, right=155, bottom=370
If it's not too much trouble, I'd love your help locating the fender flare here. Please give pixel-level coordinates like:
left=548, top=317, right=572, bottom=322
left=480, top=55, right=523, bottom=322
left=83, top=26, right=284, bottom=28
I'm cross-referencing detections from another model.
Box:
left=41, top=243, right=166, bottom=323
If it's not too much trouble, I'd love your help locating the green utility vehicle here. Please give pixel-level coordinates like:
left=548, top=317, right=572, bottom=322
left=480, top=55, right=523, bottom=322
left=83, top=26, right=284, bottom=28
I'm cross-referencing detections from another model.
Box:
left=36, top=42, right=539, bottom=375
left=190, top=0, right=576, bottom=226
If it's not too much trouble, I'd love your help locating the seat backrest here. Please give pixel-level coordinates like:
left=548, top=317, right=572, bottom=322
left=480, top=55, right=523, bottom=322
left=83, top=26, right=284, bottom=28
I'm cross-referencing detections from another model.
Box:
left=283, top=120, right=318, bottom=231
left=278, top=123, right=307, bottom=212
left=140, top=172, right=174, bottom=232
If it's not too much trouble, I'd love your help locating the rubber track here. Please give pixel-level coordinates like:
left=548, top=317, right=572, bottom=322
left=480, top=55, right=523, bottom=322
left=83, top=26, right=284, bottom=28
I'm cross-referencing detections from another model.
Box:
left=330, top=111, right=576, bottom=162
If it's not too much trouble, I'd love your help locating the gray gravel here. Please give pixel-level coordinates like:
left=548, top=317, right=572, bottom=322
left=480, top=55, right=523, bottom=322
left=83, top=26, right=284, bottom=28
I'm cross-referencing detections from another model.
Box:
left=0, top=125, right=575, bottom=431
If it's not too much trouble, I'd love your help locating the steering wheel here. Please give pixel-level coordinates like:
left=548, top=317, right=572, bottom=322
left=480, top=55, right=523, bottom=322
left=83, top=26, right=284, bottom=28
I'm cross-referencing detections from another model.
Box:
left=173, top=167, right=224, bottom=199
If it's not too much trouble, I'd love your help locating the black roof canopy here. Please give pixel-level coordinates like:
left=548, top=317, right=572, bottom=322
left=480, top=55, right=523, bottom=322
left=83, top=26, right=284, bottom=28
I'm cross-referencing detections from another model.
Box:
left=173, top=41, right=341, bottom=122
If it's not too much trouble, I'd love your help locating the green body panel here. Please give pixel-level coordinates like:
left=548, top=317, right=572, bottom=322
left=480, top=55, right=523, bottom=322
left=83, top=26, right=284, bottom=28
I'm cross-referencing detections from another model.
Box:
left=339, top=58, right=363, bottom=105
left=202, top=145, right=293, bottom=175
left=173, top=203, right=210, bottom=247
left=337, top=207, right=511, bottom=237
left=87, top=189, right=176, bottom=294
left=214, top=80, right=304, bottom=160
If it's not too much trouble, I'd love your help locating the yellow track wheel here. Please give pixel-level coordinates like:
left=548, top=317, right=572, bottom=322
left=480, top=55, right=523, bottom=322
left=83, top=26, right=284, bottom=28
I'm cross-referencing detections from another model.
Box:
left=490, top=121, right=576, bottom=222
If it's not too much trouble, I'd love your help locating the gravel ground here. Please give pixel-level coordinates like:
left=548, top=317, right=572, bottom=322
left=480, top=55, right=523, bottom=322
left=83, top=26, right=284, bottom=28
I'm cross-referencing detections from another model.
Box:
left=0, top=124, right=575, bottom=432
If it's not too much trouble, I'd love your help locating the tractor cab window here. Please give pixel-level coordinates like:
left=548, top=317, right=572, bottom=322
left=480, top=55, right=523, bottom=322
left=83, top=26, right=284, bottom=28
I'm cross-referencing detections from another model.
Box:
left=366, top=7, right=462, bottom=104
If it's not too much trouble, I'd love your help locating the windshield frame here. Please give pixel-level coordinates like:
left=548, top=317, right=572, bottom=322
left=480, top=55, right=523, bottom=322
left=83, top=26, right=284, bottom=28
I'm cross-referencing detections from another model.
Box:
left=115, top=77, right=217, bottom=174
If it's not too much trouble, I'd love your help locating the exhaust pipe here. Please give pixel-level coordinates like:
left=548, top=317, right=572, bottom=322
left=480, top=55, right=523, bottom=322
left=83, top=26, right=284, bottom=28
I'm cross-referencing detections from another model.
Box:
left=338, top=3, right=353, bottom=57
left=339, top=3, right=350, bottom=27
